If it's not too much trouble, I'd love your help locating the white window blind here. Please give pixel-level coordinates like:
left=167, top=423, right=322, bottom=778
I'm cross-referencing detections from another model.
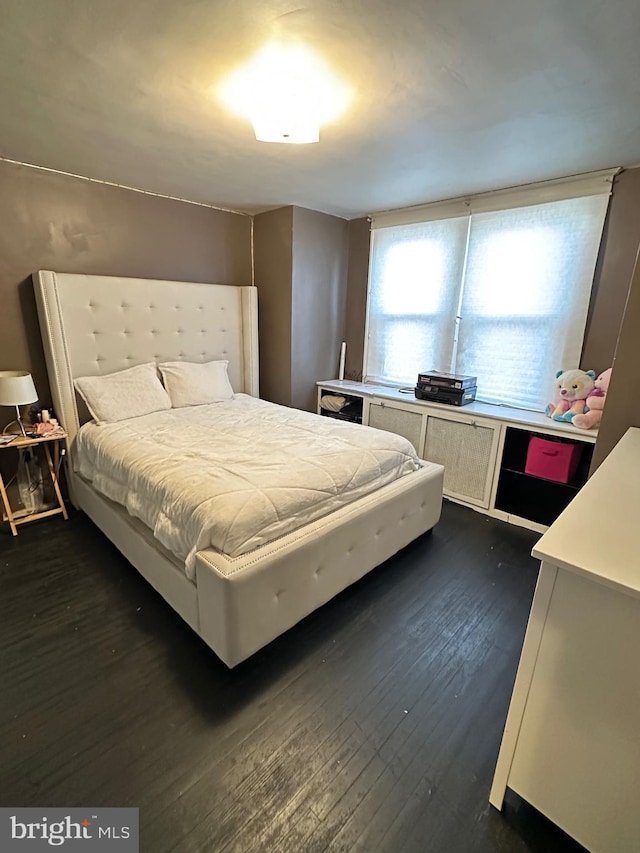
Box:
left=365, top=177, right=612, bottom=411
left=365, top=217, right=469, bottom=386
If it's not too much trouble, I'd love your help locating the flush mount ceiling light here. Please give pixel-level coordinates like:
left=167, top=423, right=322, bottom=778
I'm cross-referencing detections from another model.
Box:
left=220, top=42, right=350, bottom=144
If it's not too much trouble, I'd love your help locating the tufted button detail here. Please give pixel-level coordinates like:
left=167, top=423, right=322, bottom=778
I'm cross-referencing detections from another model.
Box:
left=126, top=355, right=133, bottom=361
left=151, top=330, right=159, bottom=336
left=149, top=304, right=156, bottom=310
left=178, top=352, right=185, bottom=357
left=199, top=306, right=205, bottom=311
left=177, top=329, right=184, bottom=334
left=347, top=547, right=353, bottom=555
left=375, top=530, right=381, bottom=537
left=201, top=351, right=206, bottom=357
left=96, top=355, right=104, bottom=362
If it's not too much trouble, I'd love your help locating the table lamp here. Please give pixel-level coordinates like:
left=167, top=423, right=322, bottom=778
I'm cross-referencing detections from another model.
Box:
left=0, top=371, right=38, bottom=436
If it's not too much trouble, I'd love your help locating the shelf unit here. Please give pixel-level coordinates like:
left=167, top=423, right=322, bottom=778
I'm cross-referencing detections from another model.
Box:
left=494, top=427, right=594, bottom=526
left=317, top=380, right=598, bottom=532
left=318, top=388, right=364, bottom=424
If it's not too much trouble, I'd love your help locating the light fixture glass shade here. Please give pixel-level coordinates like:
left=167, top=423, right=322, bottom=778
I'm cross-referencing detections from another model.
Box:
left=220, top=41, right=350, bottom=144
left=0, top=371, right=38, bottom=406
left=251, top=116, right=319, bottom=144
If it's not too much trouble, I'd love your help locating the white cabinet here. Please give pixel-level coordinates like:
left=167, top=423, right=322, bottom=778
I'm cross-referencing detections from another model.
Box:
left=316, top=380, right=597, bottom=532
left=422, top=413, right=500, bottom=508
left=344, top=394, right=500, bottom=509
left=367, top=398, right=426, bottom=455
left=328, top=396, right=501, bottom=509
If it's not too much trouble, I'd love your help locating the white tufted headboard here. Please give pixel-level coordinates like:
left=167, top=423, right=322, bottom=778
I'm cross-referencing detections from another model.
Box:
left=34, top=271, right=259, bottom=460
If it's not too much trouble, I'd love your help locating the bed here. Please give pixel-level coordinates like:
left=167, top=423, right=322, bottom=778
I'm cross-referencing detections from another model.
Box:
left=34, top=270, right=444, bottom=667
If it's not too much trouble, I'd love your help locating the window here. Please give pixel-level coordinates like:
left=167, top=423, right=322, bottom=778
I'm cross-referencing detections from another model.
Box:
left=365, top=175, right=612, bottom=411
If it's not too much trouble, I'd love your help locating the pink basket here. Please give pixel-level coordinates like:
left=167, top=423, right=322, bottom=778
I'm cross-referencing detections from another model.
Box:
left=525, top=437, right=583, bottom=483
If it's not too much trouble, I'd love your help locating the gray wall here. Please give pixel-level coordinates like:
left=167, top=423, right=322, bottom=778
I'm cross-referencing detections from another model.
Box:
left=592, top=248, right=640, bottom=470
left=291, top=206, right=349, bottom=411
left=6, top=156, right=636, bottom=471
left=344, top=217, right=370, bottom=381
left=582, top=167, right=640, bottom=373
left=253, top=205, right=349, bottom=412
left=253, top=206, right=294, bottom=407
left=0, top=159, right=252, bottom=408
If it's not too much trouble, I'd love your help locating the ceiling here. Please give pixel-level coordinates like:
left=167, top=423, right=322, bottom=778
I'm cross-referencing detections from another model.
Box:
left=1, top=0, right=640, bottom=219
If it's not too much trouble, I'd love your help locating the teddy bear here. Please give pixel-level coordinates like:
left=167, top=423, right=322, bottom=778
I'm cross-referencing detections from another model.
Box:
left=571, top=368, right=612, bottom=429
left=545, top=369, right=596, bottom=422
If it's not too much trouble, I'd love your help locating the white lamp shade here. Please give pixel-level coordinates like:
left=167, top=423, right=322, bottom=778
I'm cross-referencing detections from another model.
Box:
left=0, top=371, right=38, bottom=406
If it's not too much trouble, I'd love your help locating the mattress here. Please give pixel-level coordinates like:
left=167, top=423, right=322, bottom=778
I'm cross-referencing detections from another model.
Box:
left=75, top=395, right=425, bottom=577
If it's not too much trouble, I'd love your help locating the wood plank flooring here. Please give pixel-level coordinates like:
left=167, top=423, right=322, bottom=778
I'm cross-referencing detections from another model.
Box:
left=0, top=502, right=585, bottom=852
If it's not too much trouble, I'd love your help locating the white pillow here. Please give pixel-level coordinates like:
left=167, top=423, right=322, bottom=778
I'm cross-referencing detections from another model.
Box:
left=74, top=363, right=172, bottom=425
left=158, top=360, right=235, bottom=408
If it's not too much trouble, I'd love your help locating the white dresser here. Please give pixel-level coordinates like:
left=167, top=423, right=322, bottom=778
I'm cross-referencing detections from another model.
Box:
left=490, top=427, right=640, bottom=852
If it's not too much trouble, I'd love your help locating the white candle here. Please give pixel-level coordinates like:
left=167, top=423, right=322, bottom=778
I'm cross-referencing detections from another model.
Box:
left=338, top=341, right=346, bottom=380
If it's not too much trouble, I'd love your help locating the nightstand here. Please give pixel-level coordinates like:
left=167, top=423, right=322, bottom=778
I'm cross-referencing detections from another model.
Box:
left=0, top=431, right=68, bottom=536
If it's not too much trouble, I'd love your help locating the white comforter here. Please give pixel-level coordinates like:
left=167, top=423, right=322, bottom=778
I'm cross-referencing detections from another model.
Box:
left=75, top=395, right=421, bottom=577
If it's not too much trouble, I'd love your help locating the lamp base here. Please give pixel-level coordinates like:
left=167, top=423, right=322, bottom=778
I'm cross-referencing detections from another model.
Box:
left=1, top=407, right=29, bottom=437
left=16, top=405, right=27, bottom=437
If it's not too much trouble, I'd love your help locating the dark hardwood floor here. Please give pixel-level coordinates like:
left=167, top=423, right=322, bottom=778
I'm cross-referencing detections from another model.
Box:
left=0, top=501, right=585, bottom=852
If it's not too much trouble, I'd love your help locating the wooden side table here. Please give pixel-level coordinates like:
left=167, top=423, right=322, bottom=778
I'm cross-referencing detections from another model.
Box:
left=0, top=430, right=69, bottom=536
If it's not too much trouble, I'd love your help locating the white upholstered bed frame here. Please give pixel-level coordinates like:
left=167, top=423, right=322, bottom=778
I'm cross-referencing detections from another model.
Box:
left=34, top=270, right=443, bottom=667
